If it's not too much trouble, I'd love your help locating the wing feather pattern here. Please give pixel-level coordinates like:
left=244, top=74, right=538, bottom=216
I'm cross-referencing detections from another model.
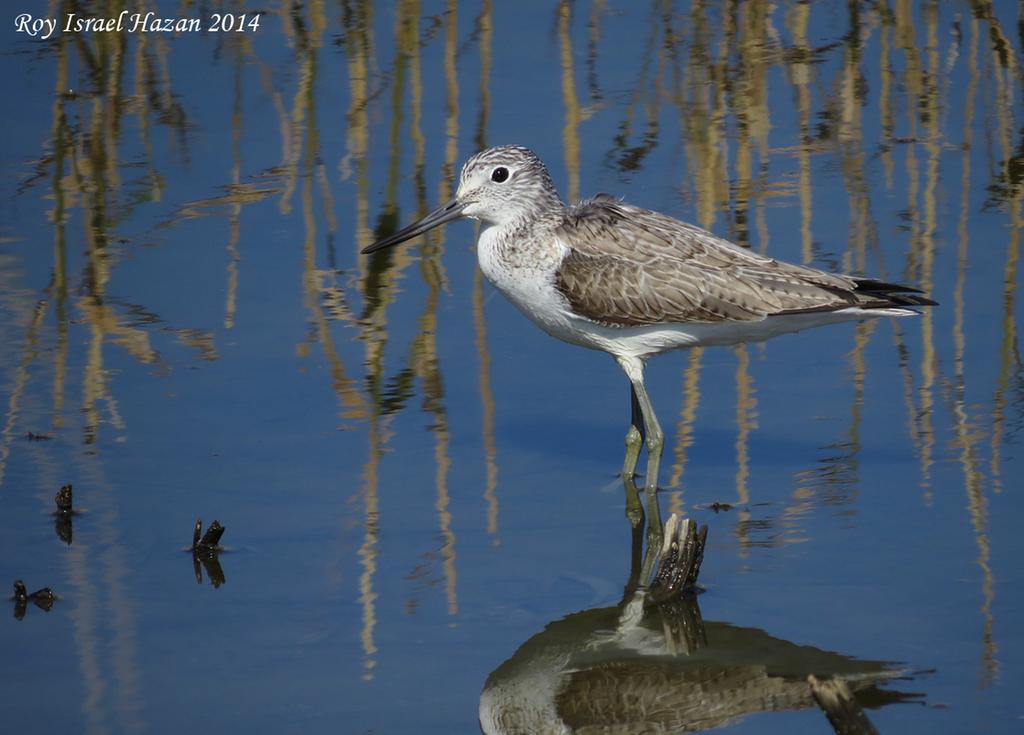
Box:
left=553, top=199, right=935, bottom=327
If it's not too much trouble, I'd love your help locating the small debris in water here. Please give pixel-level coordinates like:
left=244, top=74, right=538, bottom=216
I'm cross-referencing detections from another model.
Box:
left=25, top=432, right=52, bottom=441
left=51, top=484, right=79, bottom=545
left=12, top=580, right=57, bottom=620
left=190, top=519, right=227, bottom=588
left=54, top=484, right=73, bottom=513
left=192, top=518, right=226, bottom=551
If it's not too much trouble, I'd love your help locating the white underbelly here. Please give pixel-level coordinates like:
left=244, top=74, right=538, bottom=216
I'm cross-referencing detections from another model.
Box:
left=557, top=307, right=909, bottom=360
left=485, top=283, right=909, bottom=363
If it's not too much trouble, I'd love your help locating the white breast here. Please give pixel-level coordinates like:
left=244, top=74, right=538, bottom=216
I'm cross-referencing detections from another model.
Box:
left=475, top=226, right=591, bottom=346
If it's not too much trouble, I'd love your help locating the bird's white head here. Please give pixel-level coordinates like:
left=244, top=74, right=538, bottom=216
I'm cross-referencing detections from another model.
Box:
left=361, top=145, right=564, bottom=255
left=456, top=145, right=564, bottom=226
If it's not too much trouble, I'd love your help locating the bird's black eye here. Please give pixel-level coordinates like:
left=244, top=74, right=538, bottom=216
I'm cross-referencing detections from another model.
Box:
left=491, top=166, right=509, bottom=183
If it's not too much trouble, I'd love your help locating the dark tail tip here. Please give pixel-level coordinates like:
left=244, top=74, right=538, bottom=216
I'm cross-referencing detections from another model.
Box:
left=854, top=278, right=938, bottom=307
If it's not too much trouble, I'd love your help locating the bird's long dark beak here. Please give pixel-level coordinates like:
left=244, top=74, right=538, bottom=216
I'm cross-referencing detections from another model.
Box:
left=361, top=198, right=467, bottom=254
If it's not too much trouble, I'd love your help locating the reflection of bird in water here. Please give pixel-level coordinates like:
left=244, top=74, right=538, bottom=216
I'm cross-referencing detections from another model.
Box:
left=477, top=509, right=916, bottom=733
left=364, top=146, right=936, bottom=492
left=478, top=593, right=915, bottom=734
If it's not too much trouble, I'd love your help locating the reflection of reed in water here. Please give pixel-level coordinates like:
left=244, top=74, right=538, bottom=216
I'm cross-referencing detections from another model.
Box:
left=474, top=264, right=501, bottom=542
left=585, top=0, right=606, bottom=103
left=0, top=294, right=46, bottom=489
left=413, top=0, right=462, bottom=617
left=790, top=0, right=881, bottom=520
left=558, top=0, right=582, bottom=204
left=678, top=1, right=728, bottom=230
left=2, top=21, right=210, bottom=731
left=347, top=0, right=467, bottom=639
left=732, top=0, right=772, bottom=249
left=473, top=0, right=501, bottom=543
left=786, top=319, right=875, bottom=539
left=786, top=0, right=814, bottom=264
left=225, top=46, right=243, bottom=330
left=605, top=1, right=666, bottom=177
left=11, top=7, right=227, bottom=450
left=950, top=14, right=996, bottom=688
left=732, top=345, right=757, bottom=554
left=280, top=2, right=382, bottom=674
left=987, top=8, right=1023, bottom=497
left=917, top=1, right=940, bottom=500
left=289, top=0, right=366, bottom=428
left=347, top=0, right=387, bottom=681
left=813, top=1, right=872, bottom=525
left=434, top=0, right=460, bottom=262
left=667, top=347, right=703, bottom=515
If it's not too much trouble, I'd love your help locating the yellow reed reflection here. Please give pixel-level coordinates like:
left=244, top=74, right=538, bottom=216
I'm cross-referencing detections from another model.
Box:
left=473, top=0, right=501, bottom=543
left=733, top=345, right=757, bottom=554
left=667, top=347, right=703, bottom=515
left=559, top=0, right=582, bottom=204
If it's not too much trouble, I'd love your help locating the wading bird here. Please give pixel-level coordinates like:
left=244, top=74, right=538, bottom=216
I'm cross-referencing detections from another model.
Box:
left=363, top=145, right=935, bottom=497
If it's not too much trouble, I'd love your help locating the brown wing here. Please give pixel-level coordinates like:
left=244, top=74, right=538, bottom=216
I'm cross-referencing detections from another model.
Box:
left=553, top=199, right=926, bottom=327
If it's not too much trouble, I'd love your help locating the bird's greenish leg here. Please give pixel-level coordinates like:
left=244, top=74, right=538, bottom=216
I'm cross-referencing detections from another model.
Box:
left=640, top=482, right=663, bottom=579
left=623, top=385, right=645, bottom=478
left=622, top=468, right=643, bottom=528
left=623, top=386, right=645, bottom=525
left=623, top=425, right=643, bottom=479
left=630, top=376, right=664, bottom=550
left=630, top=377, right=664, bottom=493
